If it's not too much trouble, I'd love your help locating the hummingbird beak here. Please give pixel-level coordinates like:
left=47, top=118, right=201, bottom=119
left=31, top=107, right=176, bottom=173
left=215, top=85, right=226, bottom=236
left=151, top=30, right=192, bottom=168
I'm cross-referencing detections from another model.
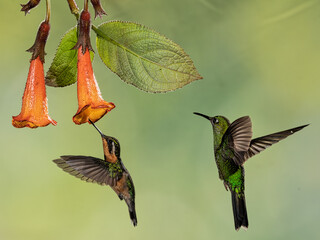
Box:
left=193, top=112, right=211, bottom=120
left=89, top=119, right=104, bottom=137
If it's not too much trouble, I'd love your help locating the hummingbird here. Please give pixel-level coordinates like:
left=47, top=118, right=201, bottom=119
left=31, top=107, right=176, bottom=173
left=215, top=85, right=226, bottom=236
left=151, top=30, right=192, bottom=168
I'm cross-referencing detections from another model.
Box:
left=193, top=113, right=308, bottom=231
left=53, top=120, right=137, bottom=226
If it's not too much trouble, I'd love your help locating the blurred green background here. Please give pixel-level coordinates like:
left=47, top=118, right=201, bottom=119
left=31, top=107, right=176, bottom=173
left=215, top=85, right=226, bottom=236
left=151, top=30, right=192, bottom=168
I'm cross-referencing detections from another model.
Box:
left=1, top=0, right=319, bottom=239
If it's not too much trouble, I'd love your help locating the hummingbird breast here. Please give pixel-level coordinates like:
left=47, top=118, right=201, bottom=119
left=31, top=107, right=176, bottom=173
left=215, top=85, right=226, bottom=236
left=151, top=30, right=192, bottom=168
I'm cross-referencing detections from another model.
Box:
left=214, top=149, right=239, bottom=181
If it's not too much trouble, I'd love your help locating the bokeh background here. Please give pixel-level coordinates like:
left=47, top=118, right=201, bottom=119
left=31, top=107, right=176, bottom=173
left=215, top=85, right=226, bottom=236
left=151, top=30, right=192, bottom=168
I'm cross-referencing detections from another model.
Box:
left=1, top=0, right=319, bottom=239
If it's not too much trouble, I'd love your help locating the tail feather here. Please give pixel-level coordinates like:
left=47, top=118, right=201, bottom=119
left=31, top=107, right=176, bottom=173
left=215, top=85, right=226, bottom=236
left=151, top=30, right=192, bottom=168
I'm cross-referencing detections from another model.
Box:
left=231, top=190, right=248, bottom=231
left=125, top=199, right=137, bottom=227
left=129, top=207, right=137, bottom=227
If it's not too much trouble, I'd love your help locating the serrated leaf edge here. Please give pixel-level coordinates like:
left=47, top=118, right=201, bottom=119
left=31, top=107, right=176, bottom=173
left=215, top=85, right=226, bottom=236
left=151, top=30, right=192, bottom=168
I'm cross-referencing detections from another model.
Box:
left=94, top=20, right=202, bottom=93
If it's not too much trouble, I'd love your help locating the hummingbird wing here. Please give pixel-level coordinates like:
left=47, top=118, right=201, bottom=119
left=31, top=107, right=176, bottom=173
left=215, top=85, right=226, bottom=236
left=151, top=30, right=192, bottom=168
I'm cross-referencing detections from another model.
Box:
left=53, top=155, right=123, bottom=186
left=221, top=116, right=253, bottom=165
left=243, top=124, right=308, bottom=161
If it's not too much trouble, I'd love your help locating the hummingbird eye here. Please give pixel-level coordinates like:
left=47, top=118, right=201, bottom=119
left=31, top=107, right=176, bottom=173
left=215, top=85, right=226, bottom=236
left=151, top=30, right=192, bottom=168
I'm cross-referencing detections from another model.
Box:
left=213, top=118, right=219, bottom=124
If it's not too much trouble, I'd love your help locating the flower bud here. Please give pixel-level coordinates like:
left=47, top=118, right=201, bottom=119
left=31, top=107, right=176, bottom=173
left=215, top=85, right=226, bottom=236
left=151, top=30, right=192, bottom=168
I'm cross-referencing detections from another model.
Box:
left=21, top=0, right=41, bottom=15
left=90, top=0, right=107, bottom=19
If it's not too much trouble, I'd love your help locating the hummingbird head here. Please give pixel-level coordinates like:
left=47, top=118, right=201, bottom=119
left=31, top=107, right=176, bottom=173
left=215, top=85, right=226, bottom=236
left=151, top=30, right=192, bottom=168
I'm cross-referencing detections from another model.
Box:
left=193, top=112, right=230, bottom=135
left=89, top=120, right=121, bottom=159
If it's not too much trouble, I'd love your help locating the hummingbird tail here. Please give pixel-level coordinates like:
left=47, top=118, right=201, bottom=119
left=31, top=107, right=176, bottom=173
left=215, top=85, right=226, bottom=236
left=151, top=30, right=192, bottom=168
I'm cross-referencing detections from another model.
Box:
left=231, top=190, right=248, bottom=231
left=125, top=199, right=137, bottom=227
left=129, top=204, right=137, bottom=227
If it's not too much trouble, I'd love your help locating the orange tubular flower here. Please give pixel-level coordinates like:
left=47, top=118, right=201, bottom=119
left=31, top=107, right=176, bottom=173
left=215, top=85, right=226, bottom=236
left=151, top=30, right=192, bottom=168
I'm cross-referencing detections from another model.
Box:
left=73, top=47, right=115, bottom=124
left=12, top=57, right=57, bottom=128
left=72, top=10, right=115, bottom=125
left=12, top=21, right=56, bottom=128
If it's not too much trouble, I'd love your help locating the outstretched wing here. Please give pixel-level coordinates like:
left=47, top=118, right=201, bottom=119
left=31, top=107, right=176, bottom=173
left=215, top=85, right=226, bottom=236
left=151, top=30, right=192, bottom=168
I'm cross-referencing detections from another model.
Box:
left=53, top=155, right=123, bottom=186
left=243, top=124, right=308, bottom=161
left=221, top=116, right=253, bottom=165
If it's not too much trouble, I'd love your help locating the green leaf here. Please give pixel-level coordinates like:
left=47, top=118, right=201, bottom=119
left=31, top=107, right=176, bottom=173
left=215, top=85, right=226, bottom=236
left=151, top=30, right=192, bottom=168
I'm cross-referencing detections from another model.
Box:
left=45, top=27, right=94, bottom=87
left=95, top=21, right=202, bottom=93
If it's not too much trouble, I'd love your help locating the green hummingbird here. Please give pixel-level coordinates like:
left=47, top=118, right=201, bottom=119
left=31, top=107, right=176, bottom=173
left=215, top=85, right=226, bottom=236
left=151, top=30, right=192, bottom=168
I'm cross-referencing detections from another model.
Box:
left=193, top=113, right=308, bottom=231
left=53, top=120, right=137, bottom=226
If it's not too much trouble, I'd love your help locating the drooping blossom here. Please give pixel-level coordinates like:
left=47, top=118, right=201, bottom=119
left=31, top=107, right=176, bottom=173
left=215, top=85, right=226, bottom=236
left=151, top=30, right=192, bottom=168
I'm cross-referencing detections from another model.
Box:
left=72, top=10, right=115, bottom=125
left=73, top=46, right=115, bottom=124
left=12, top=21, right=56, bottom=128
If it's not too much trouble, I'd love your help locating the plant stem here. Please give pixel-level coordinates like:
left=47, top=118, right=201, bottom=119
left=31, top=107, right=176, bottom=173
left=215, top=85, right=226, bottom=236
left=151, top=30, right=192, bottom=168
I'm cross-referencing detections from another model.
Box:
left=84, top=0, right=89, bottom=11
left=68, top=1, right=100, bottom=34
left=45, top=0, right=51, bottom=23
left=67, top=0, right=80, bottom=19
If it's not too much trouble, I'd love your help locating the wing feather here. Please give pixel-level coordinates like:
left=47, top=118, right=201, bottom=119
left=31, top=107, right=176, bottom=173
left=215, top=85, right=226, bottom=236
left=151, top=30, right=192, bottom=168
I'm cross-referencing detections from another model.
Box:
left=53, top=155, right=123, bottom=186
left=243, top=124, right=308, bottom=161
left=221, top=116, right=253, bottom=165
left=225, top=116, right=253, bottom=152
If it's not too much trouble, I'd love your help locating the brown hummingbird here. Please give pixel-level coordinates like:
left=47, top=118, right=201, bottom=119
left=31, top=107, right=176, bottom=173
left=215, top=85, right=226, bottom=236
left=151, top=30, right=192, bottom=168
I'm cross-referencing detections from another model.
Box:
left=53, top=120, right=137, bottom=226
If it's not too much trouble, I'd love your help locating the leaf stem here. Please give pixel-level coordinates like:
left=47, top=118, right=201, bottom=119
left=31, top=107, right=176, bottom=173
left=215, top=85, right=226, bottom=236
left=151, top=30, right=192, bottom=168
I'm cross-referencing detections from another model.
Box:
left=45, top=0, right=51, bottom=23
left=91, top=26, right=118, bottom=47
left=91, top=25, right=100, bottom=35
